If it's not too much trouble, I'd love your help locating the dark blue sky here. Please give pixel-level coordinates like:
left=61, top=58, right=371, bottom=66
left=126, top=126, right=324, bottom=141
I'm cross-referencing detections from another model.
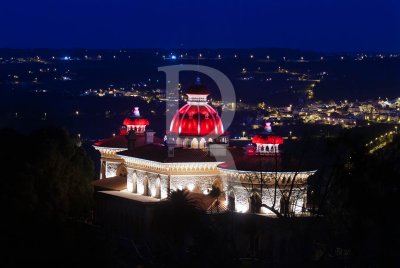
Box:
left=1, top=0, right=399, bottom=51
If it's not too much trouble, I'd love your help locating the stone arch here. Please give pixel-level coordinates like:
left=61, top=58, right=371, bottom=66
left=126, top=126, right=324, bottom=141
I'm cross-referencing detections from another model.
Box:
left=127, top=170, right=137, bottom=193
left=155, top=176, right=161, bottom=199
left=199, top=138, right=206, bottom=149
left=249, top=190, right=262, bottom=213
left=183, top=138, right=190, bottom=148
left=143, top=176, right=149, bottom=196
left=100, top=161, right=106, bottom=179
left=227, top=187, right=236, bottom=212
left=280, top=192, right=292, bottom=216
left=191, top=138, right=199, bottom=149
left=116, top=164, right=127, bottom=177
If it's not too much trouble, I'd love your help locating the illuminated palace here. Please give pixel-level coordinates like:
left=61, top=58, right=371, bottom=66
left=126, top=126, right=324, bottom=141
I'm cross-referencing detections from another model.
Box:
left=94, top=81, right=316, bottom=215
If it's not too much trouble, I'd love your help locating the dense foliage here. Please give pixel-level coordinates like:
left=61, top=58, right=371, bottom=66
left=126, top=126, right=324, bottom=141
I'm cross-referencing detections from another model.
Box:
left=0, top=128, right=94, bottom=222
left=311, top=132, right=400, bottom=266
left=0, top=128, right=96, bottom=264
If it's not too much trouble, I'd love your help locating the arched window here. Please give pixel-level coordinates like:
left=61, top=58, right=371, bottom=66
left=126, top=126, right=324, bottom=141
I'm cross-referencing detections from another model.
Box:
left=116, top=164, right=127, bottom=177
left=227, top=188, right=236, bottom=212
left=155, top=177, right=161, bottom=199
left=280, top=193, right=292, bottom=216
left=143, top=176, right=149, bottom=196
left=191, top=138, right=199, bottom=149
left=249, top=190, right=262, bottom=213
left=100, top=161, right=106, bottom=180
left=183, top=138, right=190, bottom=148
left=199, top=138, right=206, bottom=149
left=127, top=171, right=137, bottom=193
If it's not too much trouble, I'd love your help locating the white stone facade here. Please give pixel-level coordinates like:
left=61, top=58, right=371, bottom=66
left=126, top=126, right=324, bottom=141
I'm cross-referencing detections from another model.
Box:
left=97, top=150, right=316, bottom=216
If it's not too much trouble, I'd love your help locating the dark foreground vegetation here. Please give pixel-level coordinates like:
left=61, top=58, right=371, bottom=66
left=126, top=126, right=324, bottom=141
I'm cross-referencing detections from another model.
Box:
left=1, top=127, right=399, bottom=267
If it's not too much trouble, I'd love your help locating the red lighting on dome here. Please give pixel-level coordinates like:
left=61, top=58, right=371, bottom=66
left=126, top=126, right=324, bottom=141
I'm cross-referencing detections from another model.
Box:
left=119, top=106, right=150, bottom=135
left=252, top=135, right=284, bottom=145
left=122, top=117, right=149, bottom=126
left=170, top=104, right=224, bottom=136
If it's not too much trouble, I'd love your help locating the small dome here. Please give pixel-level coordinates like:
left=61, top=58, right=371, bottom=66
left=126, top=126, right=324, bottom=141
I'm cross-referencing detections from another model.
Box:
left=252, top=122, right=283, bottom=145
left=122, top=117, right=150, bottom=126
left=120, top=107, right=149, bottom=135
left=252, top=135, right=283, bottom=145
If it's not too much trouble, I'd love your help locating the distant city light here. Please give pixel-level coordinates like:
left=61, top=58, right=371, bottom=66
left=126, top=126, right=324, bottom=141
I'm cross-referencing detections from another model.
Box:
left=171, top=55, right=177, bottom=60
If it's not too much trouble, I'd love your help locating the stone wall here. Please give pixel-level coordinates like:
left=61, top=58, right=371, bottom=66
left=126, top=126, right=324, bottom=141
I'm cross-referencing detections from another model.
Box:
left=170, top=175, right=218, bottom=194
left=106, top=162, right=119, bottom=178
left=222, top=171, right=309, bottom=215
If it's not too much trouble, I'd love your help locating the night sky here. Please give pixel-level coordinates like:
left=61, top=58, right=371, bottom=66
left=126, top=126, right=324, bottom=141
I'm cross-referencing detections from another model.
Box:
left=1, top=0, right=399, bottom=51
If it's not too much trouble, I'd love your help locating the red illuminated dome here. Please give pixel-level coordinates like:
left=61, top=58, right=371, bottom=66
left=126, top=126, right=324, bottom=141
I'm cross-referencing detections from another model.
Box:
left=122, top=117, right=150, bottom=127
left=170, top=104, right=224, bottom=136
left=251, top=122, right=283, bottom=154
left=120, top=107, right=149, bottom=135
left=169, top=79, right=224, bottom=137
left=252, top=135, right=283, bottom=145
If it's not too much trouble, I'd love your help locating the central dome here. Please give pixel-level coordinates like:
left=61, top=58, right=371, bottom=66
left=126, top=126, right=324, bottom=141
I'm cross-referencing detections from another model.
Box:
left=169, top=103, right=224, bottom=136
left=169, top=79, right=224, bottom=137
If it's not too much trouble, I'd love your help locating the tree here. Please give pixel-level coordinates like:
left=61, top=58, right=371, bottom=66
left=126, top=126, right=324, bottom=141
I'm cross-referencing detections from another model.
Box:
left=321, top=133, right=400, bottom=266
left=151, top=189, right=204, bottom=265
left=0, top=128, right=94, bottom=222
left=0, top=128, right=95, bottom=262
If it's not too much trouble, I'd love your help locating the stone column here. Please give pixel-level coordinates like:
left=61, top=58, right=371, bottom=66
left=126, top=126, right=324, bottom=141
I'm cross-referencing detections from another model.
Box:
left=100, top=160, right=106, bottom=180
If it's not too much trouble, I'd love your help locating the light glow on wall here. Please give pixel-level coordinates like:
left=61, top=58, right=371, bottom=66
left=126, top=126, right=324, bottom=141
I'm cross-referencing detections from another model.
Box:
left=137, top=184, right=144, bottom=195
left=236, top=203, right=248, bottom=213
left=187, top=183, right=195, bottom=191
left=127, top=179, right=133, bottom=192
